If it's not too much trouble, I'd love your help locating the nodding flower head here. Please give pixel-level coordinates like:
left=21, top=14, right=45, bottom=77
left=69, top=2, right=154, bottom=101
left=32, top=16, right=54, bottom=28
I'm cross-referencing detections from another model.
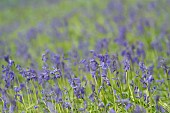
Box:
left=4, top=55, right=14, bottom=66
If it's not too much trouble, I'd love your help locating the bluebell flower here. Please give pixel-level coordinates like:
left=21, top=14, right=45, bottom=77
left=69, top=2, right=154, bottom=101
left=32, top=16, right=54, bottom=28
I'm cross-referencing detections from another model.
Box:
left=51, top=18, right=63, bottom=30
left=46, top=102, right=57, bottom=113
left=133, top=105, right=146, bottom=113
left=4, top=55, right=15, bottom=66
left=16, top=64, right=22, bottom=71
left=4, top=55, right=10, bottom=63
left=166, top=42, right=170, bottom=56
left=137, top=21, right=144, bottom=35
left=143, top=94, right=149, bottom=103
left=26, top=28, right=37, bottom=40
left=62, top=102, right=71, bottom=109
left=90, top=59, right=98, bottom=71
left=89, top=93, right=95, bottom=102
left=9, top=100, right=16, bottom=113
left=95, top=38, right=109, bottom=53
left=98, top=86, right=102, bottom=94
left=34, top=105, right=38, bottom=109
left=42, top=49, right=50, bottom=62
left=98, top=101, right=104, bottom=108
left=116, top=99, right=130, bottom=104
left=95, top=23, right=107, bottom=34
left=146, top=75, right=154, bottom=83
left=126, top=103, right=132, bottom=110
left=91, top=84, right=95, bottom=92
left=15, top=40, right=30, bottom=60
left=158, top=57, right=169, bottom=73
left=139, top=62, right=146, bottom=73
left=134, top=86, right=139, bottom=94
left=123, top=58, right=130, bottom=71
left=114, top=14, right=125, bottom=23
left=15, top=94, right=23, bottom=103
left=114, top=26, right=128, bottom=47
left=3, top=101, right=8, bottom=111
left=132, top=57, right=139, bottom=64
left=14, top=87, right=20, bottom=92
left=109, top=108, right=116, bottom=113
left=151, top=39, right=163, bottom=52
left=78, top=100, right=87, bottom=112
left=147, top=64, right=154, bottom=75
left=148, top=1, right=157, bottom=10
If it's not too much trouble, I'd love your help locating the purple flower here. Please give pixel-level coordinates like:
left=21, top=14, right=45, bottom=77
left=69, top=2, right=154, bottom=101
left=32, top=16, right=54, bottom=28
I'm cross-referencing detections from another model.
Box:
left=91, top=84, right=95, bottom=92
left=89, top=93, right=95, bottom=102
left=151, top=39, right=162, bottom=51
left=166, top=42, right=170, bottom=56
left=15, top=94, right=23, bottom=103
left=9, top=100, right=16, bottom=112
left=103, top=77, right=111, bottom=86
left=14, top=83, right=25, bottom=92
left=126, top=103, right=132, bottom=110
left=137, top=21, right=144, bottom=35
left=143, top=94, right=149, bottom=103
left=15, top=40, right=30, bottom=60
left=14, top=87, right=20, bottom=92
left=134, top=86, right=139, bottom=94
left=139, top=62, right=146, bottom=72
left=95, top=23, right=107, bottom=34
left=4, top=55, right=10, bottom=63
left=133, top=105, right=146, bottom=113
left=146, top=75, right=154, bottom=83
left=20, top=83, right=25, bottom=89
left=70, top=78, right=81, bottom=88
left=148, top=1, right=157, bottom=10
left=158, top=57, right=169, bottom=73
left=42, top=50, right=50, bottom=62
left=114, top=15, right=125, bottom=23
left=47, top=102, right=57, bottom=112
left=98, top=86, right=102, bottom=94
left=116, top=99, right=130, bottom=104
left=123, top=58, right=130, bottom=71
left=51, top=18, right=63, bottom=29
left=98, top=102, right=104, bottom=108
left=155, top=95, right=160, bottom=104
left=109, top=108, right=116, bottom=113
left=16, top=65, right=22, bottom=71
left=114, top=26, right=128, bottom=47
left=62, top=102, right=71, bottom=109
left=90, top=59, right=98, bottom=71
left=132, top=57, right=139, bottom=64
left=3, top=101, right=8, bottom=111
left=26, top=28, right=37, bottom=40
left=110, top=59, right=118, bottom=73
left=147, top=64, right=154, bottom=75
left=136, top=42, right=145, bottom=58
left=4, top=55, right=14, bottom=66
left=101, top=67, right=107, bottom=77
left=95, top=38, right=109, bottom=53
left=73, top=86, right=85, bottom=99
left=34, top=105, right=38, bottom=109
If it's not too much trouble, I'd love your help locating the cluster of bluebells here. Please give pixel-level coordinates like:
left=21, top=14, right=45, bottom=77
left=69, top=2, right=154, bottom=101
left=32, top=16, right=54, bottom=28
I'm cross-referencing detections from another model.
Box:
left=1, top=38, right=170, bottom=112
left=1, top=0, right=170, bottom=113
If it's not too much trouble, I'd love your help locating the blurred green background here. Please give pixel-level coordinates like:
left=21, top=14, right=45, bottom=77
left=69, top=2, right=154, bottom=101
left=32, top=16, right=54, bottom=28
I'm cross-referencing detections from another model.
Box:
left=0, top=0, right=170, bottom=67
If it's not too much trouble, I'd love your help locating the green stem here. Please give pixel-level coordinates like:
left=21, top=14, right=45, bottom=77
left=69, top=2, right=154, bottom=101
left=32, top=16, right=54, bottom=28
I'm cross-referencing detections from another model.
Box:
left=15, top=74, right=27, bottom=111
left=26, top=82, right=31, bottom=108
left=30, top=80, right=38, bottom=104
left=126, top=71, right=134, bottom=102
